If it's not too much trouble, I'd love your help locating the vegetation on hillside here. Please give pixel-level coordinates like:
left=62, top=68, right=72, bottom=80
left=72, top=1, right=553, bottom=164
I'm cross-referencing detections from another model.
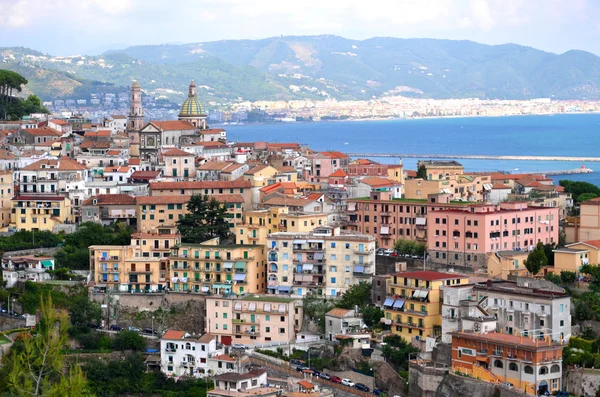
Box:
left=177, top=195, right=231, bottom=243
left=0, top=70, right=48, bottom=119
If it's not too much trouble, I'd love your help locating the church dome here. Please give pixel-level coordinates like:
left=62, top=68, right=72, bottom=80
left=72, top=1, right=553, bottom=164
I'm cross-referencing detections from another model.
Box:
left=179, top=96, right=205, bottom=116
left=179, top=80, right=205, bottom=116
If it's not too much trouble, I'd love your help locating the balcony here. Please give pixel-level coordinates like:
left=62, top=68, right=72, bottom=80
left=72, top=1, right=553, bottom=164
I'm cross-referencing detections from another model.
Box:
left=248, top=235, right=260, bottom=241
left=353, top=271, right=371, bottom=278
left=234, top=329, right=260, bottom=336
left=232, top=318, right=260, bottom=325
left=353, top=260, right=374, bottom=266
left=293, top=246, right=324, bottom=253
left=442, top=315, right=458, bottom=322
left=99, top=267, right=120, bottom=273
left=127, top=270, right=153, bottom=274
left=233, top=257, right=255, bottom=261
left=354, top=249, right=374, bottom=255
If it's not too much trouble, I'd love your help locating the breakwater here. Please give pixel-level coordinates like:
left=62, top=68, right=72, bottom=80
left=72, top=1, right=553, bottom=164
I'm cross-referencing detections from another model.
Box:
left=346, top=153, right=600, bottom=162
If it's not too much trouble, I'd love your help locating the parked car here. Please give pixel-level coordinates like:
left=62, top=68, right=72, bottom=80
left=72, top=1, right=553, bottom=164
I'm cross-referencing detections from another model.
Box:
left=373, top=389, right=383, bottom=396
left=355, top=383, right=370, bottom=392
left=390, top=252, right=399, bottom=257
left=290, top=359, right=304, bottom=366
left=375, top=249, right=385, bottom=256
left=128, top=326, right=141, bottom=332
left=109, top=325, right=123, bottom=331
left=231, top=343, right=247, bottom=349
left=500, top=382, right=513, bottom=390
left=87, top=322, right=101, bottom=329
left=341, top=379, right=355, bottom=387
left=143, top=327, right=157, bottom=335
left=310, top=369, right=321, bottom=377
left=319, top=373, right=331, bottom=380
left=296, top=365, right=309, bottom=372
left=383, top=249, right=394, bottom=256
left=330, top=376, right=342, bottom=384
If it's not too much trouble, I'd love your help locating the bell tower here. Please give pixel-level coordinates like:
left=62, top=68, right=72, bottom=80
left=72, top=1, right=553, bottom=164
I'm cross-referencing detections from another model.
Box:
left=128, top=81, right=144, bottom=157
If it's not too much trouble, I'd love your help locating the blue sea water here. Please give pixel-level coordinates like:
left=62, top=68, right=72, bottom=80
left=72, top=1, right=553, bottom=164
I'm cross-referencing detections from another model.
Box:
left=224, top=114, right=600, bottom=186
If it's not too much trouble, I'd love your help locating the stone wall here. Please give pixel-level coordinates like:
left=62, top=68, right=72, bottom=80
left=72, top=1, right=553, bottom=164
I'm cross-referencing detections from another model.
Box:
left=432, top=343, right=452, bottom=367
left=564, top=366, right=600, bottom=397
left=435, top=372, right=526, bottom=397
left=409, top=361, right=447, bottom=397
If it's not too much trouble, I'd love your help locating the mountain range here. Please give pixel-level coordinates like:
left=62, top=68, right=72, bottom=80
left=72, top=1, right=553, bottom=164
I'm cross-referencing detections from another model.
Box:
left=2, top=35, right=600, bottom=104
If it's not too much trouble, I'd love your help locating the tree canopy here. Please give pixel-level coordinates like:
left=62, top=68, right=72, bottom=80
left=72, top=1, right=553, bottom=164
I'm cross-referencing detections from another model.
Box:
left=559, top=180, right=600, bottom=202
left=177, top=195, right=231, bottom=243
left=393, top=239, right=426, bottom=256
left=524, top=242, right=548, bottom=275
left=0, top=70, right=48, bottom=120
left=416, top=164, right=427, bottom=180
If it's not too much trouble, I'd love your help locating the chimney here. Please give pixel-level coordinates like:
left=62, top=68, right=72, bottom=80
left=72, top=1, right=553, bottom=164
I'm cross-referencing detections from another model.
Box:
left=486, top=279, right=493, bottom=288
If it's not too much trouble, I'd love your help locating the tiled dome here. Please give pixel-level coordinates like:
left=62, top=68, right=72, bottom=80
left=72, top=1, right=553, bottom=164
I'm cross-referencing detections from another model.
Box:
left=179, top=96, right=205, bottom=116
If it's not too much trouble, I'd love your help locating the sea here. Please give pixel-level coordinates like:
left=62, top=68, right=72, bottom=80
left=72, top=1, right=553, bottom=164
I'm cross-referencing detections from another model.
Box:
left=224, top=113, right=600, bottom=187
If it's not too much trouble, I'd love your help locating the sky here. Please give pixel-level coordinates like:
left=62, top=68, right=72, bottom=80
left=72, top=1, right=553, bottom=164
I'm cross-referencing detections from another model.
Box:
left=1, top=0, right=599, bottom=55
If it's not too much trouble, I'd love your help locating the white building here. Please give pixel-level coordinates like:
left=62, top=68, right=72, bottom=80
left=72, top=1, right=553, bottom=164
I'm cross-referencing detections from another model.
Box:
left=207, top=354, right=244, bottom=376
left=1, top=256, right=55, bottom=288
left=208, top=369, right=282, bottom=397
left=160, top=330, right=222, bottom=378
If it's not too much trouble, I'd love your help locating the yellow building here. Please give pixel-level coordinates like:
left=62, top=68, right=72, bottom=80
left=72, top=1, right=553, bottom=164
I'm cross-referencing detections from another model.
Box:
left=382, top=271, right=469, bottom=343
left=417, top=160, right=464, bottom=180
left=487, top=251, right=530, bottom=279
left=162, top=148, right=196, bottom=180
left=566, top=240, right=600, bottom=264
left=404, top=174, right=491, bottom=202
left=136, top=196, right=189, bottom=233
left=90, top=232, right=181, bottom=292
left=169, top=238, right=266, bottom=295
left=12, top=195, right=74, bottom=232
left=243, top=165, right=279, bottom=188
left=548, top=245, right=590, bottom=276
left=0, top=172, right=13, bottom=230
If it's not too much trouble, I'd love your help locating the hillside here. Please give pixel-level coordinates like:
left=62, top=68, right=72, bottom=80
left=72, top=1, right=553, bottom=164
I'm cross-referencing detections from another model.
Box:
left=3, top=36, right=600, bottom=103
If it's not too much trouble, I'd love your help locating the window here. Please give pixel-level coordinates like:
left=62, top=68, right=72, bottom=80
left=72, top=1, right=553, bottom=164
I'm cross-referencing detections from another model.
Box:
left=331, top=242, right=336, bottom=248
left=560, top=320, right=564, bottom=327
left=550, top=364, right=560, bottom=373
left=509, top=363, right=518, bottom=371
left=279, top=328, right=285, bottom=334
left=539, top=366, right=548, bottom=375
left=494, top=360, right=503, bottom=368
left=524, top=366, right=534, bottom=374
left=331, top=277, right=336, bottom=283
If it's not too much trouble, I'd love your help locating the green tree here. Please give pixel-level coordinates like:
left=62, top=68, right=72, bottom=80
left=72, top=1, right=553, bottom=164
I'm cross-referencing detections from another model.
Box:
left=524, top=242, right=548, bottom=275
left=302, top=295, right=334, bottom=333
left=544, top=273, right=562, bottom=285
left=560, top=271, right=577, bottom=284
left=69, top=292, right=102, bottom=332
left=4, top=295, right=94, bottom=396
left=337, top=282, right=372, bottom=309
left=112, top=330, right=147, bottom=351
left=559, top=180, right=600, bottom=202
left=177, top=195, right=231, bottom=243
left=361, top=305, right=384, bottom=327
left=578, top=193, right=599, bottom=203
left=381, top=335, right=419, bottom=370
left=416, top=164, right=427, bottom=180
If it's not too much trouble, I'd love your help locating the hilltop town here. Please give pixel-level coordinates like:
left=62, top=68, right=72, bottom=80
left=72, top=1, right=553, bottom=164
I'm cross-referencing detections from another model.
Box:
left=0, top=78, right=598, bottom=397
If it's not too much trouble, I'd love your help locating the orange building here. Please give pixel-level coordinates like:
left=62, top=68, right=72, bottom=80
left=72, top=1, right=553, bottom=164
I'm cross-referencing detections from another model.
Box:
left=451, top=331, right=563, bottom=395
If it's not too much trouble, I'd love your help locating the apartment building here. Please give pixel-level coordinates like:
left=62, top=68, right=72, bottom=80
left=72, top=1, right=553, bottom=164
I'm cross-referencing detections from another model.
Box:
left=347, top=190, right=469, bottom=249
left=160, top=330, right=222, bottom=378
left=205, top=295, right=300, bottom=346
left=161, top=148, right=196, bottom=180
left=325, top=308, right=364, bottom=342
left=417, top=160, right=464, bottom=180
left=450, top=331, right=563, bottom=395
left=487, top=250, right=530, bottom=279
left=427, top=202, right=559, bottom=271
left=149, top=180, right=253, bottom=210
left=168, top=239, right=266, bottom=295
left=81, top=194, right=137, bottom=226
left=0, top=172, right=13, bottom=230
left=565, top=197, right=600, bottom=243
left=209, top=369, right=279, bottom=397
left=347, top=158, right=404, bottom=183
left=90, top=232, right=181, bottom=292
left=12, top=195, right=74, bottom=232
left=1, top=255, right=55, bottom=288
left=404, top=173, right=491, bottom=202
left=474, top=280, right=571, bottom=342
left=267, top=226, right=376, bottom=297
left=382, top=271, right=469, bottom=343
left=136, top=195, right=189, bottom=233
left=17, top=157, right=89, bottom=196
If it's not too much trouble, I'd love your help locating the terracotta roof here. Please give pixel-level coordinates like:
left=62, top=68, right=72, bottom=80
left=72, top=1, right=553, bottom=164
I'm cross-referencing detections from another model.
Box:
left=0, top=150, right=17, bottom=160
left=405, top=170, right=417, bottom=177
left=277, top=166, right=297, bottom=173
left=392, top=270, right=466, bottom=281
left=298, top=380, right=314, bottom=390
left=267, top=143, right=300, bottom=150
left=80, top=140, right=110, bottom=149
left=329, top=169, right=347, bottom=178
left=162, top=148, right=194, bottom=157
left=21, top=157, right=87, bottom=171
left=304, top=193, right=324, bottom=202
left=82, top=194, right=136, bottom=206
left=130, top=170, right=161, bottom=180
left=110, top=115, right=127, bottom=119
left=576, top=240, right=600, bottom=249
left=150, top=180, right=252, bottom=190
left=320, top=151, right=349, bottom=159
left=359, top=177, right=396, bottom=188
left=326, top=308, right=352, bottom=318
left=492, top=184, right=511, bottom=189
left=21, top=128, right=61, bottom=136
left=450, top=331, right=561, bottom=349
left=198, top=128, right=225, bottom=134
left=104, top=166, right=131, bottom=173
left=197, top=333, right=217, bottom=343
left=49, top=119, right=70, bottom=126
left=136, top=195, right=190, bottom=205
left=245, top=164, right=271, bottom=175
left=131, top=232, right=182, bottom=238
left=13, top=195, right=65, bottom=201
left=213, top=369, right=267, bottom=382
left=198, top=141, right=229, bottom=148
left=353, top=158, right=377, bottom=165
left=259, top=182, right=283, bottom=194
left=582, top=197, right=600, bottom=205
left=128, top=158, right=141, bottom=165
left=84, top=130, right=111, bottom=138
left=222, top=163, right=246, bottom=173
left=263, top=196, right=309, bottom=207
left=211, top=354, right=237, bottom=362
left=162, top=330, right=186, bottom=340
left=106, top=150, right=121, bottom=156
left=197, top=161, right=233, bottom=171
left=149, top=120, right=195, bottom=131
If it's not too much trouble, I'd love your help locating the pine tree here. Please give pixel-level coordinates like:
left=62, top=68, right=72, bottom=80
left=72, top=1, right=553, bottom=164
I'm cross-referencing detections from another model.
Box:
left=416, top=164, right=427, bottom=180
left=524, top=242, right=548, bottom=276
left=177, top=195, right=232, bottom=243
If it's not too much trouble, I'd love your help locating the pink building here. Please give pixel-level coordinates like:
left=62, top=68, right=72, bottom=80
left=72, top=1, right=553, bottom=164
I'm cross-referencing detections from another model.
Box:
left=427, top=202, right=559, bottom=271
left=304, top=151, right=349, bottom=183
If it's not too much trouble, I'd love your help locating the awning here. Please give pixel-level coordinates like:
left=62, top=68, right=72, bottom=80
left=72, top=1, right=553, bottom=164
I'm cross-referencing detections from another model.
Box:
left=248, top=303, right=256, bottom=311
left=234, top=274, right=247, bottom=281
left=441, top=188, right=452, bottom=194
left=294, top=274, right=304, bottom=282
left=314, top=252, right=324, bottom=260
left=279, top=286, right=291, bottom=292
left=224, top=262, right=233, bottom=269
left=95, top=283, right=107, bottom=288
left=415, top=217, right=426, bottom=226
left=380, top=226, right=390, bottom=234
left=413, top=290, right=429, bottom=298
left=202, top=286, right=209, bottom=292
left=278, top=304, right=286, bottom=312
left=264, top=303, right=271, bottom=312
left=476, top=356, right=490, bottom=363
left=383, top=298, right=394, bottom=307
left=354, top=266, right=365, bottom=273
left=303, top=264, right=314, bottom=271
left=293, top=239, right=307, bottom=244
left=234, top=302, right=242, bottom=310
left=41, top=260, right=53, bottom=268
left=483, top=183, right=493, bottom=190
left=234, top=262, right=246, bottom=269
left=393, top=299, right=405, bottom=309
left=267, top=286, right=278, bottom=290
left=307, top=239, right=324, bottom=243
left=212, top=284, right=223, bottom=289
